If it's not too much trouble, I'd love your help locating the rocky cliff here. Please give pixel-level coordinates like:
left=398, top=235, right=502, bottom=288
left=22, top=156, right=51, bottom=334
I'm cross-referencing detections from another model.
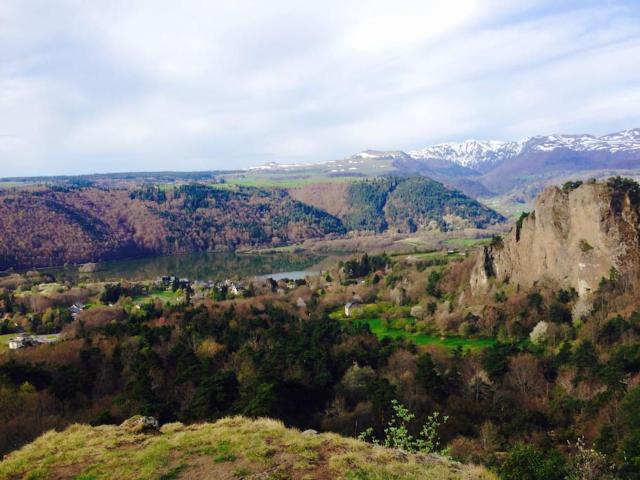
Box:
left=471, top=178, right=640, bottom=295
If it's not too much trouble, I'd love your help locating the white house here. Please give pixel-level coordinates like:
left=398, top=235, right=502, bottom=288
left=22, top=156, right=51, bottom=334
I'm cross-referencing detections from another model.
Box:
left=8, top=334, right=39, bottom=350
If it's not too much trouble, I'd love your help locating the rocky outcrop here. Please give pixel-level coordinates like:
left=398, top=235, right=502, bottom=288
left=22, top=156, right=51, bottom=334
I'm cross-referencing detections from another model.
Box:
left=471, top=179, right=640, bottom=295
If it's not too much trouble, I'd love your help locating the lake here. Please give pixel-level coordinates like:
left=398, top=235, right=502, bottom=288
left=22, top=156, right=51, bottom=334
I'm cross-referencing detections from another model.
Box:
left=41, top=251, right=330, bottom=283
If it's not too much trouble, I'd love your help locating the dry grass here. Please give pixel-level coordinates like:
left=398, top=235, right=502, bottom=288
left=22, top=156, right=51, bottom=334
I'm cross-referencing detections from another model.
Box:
left=0, top=416, right=496, bottom=480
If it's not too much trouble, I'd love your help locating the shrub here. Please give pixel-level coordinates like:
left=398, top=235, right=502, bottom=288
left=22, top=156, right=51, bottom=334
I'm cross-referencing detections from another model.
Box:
left=500, top=444, right=567, bottom=480
left=358, top=400, right=448, bottom=454
left=579, top=240, right=593, bottom=252
left=562, top=180, right=583, bottom=193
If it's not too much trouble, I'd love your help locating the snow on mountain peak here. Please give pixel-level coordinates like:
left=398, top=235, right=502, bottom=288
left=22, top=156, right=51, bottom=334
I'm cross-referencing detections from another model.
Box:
left=408, top=139, right=523, bottom=167
left=352, top=150, right=407, bottom=160
left=527, top=131, right=640, bottom=153
left=408, top=129, right=640, bottom=167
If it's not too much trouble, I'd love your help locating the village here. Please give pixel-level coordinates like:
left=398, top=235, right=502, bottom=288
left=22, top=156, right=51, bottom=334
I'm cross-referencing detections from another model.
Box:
left=1, top=268, right=325, bottom=351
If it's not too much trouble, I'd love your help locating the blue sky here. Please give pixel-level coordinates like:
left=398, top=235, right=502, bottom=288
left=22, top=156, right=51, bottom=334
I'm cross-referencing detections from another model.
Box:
left=1, top=0, right=640, bottom=176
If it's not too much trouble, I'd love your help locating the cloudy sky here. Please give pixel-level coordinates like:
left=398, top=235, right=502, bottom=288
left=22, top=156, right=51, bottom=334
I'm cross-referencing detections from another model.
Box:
left=1, top=0, right=640, bottom=176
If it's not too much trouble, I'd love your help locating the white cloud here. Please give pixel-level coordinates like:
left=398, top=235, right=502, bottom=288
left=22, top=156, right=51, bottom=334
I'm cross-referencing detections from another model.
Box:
left=0, top=0, right=639, bottom=176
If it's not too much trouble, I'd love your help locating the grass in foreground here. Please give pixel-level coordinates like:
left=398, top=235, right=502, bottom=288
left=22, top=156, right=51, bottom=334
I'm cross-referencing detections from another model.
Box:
left=353, top=318, right=497, bottom=352
left=0, top=416, right=495, bottom=480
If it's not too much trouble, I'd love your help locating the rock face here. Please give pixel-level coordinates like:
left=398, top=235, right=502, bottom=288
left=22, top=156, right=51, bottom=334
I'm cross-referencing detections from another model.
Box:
left=471, top=179, right=640, bottom=295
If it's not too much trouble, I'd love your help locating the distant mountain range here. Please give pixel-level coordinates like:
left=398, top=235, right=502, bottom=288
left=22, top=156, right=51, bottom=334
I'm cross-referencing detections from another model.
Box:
left=250, top=128, right=640, bottom=197
left=408, top=128, right=640, bottom=168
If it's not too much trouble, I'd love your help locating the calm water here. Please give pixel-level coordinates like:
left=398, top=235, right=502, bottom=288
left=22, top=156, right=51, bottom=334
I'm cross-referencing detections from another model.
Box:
left=42, top=251, right=328, bottom=283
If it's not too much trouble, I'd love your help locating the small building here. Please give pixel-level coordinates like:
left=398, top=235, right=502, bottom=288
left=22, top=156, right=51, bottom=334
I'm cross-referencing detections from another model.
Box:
left=69, top=303, right=85, bottom=318
left=8, top=334, right=40, bottom=350
left=229, top=282, right=246, bottom=296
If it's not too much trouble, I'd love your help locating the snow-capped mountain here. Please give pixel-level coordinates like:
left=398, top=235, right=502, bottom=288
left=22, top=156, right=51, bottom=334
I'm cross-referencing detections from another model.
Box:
left=244, top=128, right=640, bottom=196
left=351, top=150, right=409, bottom=160
left=409, top=140, right=523, bottom=168
left=526, top=129, right=640, bottom=153
left=248, top=161, right=312, bottom=171
left=408, top=129, right=640, bottom=168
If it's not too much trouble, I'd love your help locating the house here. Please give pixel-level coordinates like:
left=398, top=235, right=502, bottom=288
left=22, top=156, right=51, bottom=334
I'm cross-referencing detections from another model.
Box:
left=229, top=282, right=246, bottom=296
left=159, top=276, right=177, bottom=288
left=8, top=334, right=39, bottom=350
left=69, top=303, right=85, bottom=318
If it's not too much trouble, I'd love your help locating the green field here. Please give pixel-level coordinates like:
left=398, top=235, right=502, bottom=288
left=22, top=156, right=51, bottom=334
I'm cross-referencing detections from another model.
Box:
left=0, top=182, right=24, bottom=189
left=350, top=318, right=496, bottom=352
left=132, top=289, right=184, bottom=305
left=223, top=175, right=358, bottom=189
left=0, top=333, right=15, bottom=352
left=444, top=237, right=492, bottom=249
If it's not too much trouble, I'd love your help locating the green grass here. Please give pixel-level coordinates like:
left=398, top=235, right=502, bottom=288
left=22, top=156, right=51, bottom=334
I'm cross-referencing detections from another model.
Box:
left=352, top=318, right=497, bottom=352
left=239, top=244, right=301, bottom=254
left=132, top=289, right=183, bottom=305
left=399, top=238, right=434, bottom=250
left=0, top=417, right=496, bottom=480
left=444, top=237, right=492, bottom=249
left=0, top=333, right=15, bottom=353
left=224, top=176, right=358, bottom=188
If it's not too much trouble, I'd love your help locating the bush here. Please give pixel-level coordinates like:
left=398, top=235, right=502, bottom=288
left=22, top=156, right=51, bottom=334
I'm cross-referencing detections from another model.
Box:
left=500, top=444, right=567, bottom=480
left=579, top=240, right=593, bottom=252
left=549, top=303, right=572, bottom=324
left=562, top=180, right=583, bottom=193
left=358, top=400, right=448, bottom=454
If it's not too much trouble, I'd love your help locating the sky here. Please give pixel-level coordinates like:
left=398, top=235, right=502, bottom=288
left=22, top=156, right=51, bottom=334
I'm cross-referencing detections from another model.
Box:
left=1, top=0, right=640, bottom=177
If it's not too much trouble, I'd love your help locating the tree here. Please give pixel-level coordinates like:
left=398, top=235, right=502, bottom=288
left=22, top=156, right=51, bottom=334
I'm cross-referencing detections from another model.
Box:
left=573, top=341, right=598, bottom=374
left=426, top=270, right=443, bottom=298
left=101, top=283, right=123, bottom=304
left=549, top=303, right=572, bottom=324
left=416, top=353, right=446, bottom=401
left=482, top=342, right=516, bottom=381
left=189, top=371, right=238, bottom=419
left=530, top=321, right=549, bottom=344
left=500, top=444, right=567, bottom=480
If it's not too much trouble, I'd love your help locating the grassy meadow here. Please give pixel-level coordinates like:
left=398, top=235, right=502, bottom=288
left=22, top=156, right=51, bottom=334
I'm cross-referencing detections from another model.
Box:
left=0, top=416, right=496, bottom=480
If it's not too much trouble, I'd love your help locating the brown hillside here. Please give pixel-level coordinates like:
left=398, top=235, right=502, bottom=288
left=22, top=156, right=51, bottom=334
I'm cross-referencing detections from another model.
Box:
left=288, top=182, right=351, bottom=218
left=0, top=185, right=345, bottom=269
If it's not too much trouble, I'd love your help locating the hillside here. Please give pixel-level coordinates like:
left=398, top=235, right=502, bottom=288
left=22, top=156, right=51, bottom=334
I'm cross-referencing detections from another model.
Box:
left=341, top=176, right=505, bottom=233
left=0, top=416, right=495, bottom=480
left=0, top=184, right=344, bottom=270
left=470, top=177, right=640, bottom=295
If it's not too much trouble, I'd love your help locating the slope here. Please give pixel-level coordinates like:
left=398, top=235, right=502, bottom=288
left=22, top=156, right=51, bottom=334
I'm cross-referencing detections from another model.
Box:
left=0, top=184, right=345, bottom=270
left=0, top=416, right=495, bottom=480
left=341, top=176, right=505, bottom=233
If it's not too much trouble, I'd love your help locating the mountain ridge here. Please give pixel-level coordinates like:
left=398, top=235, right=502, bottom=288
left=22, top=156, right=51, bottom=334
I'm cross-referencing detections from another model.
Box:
left=246, top=128, right=640, bottom=196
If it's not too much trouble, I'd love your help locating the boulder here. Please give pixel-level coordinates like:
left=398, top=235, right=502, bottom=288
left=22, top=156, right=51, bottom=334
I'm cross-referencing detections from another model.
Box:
left=120, top=415, right=160, bottom=434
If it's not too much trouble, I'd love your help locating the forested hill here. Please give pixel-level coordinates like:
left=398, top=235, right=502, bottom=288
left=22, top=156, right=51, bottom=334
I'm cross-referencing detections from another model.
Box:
left=342, top=176, right=505, bottom=232
left=0, top=184, right=344, bottom=270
